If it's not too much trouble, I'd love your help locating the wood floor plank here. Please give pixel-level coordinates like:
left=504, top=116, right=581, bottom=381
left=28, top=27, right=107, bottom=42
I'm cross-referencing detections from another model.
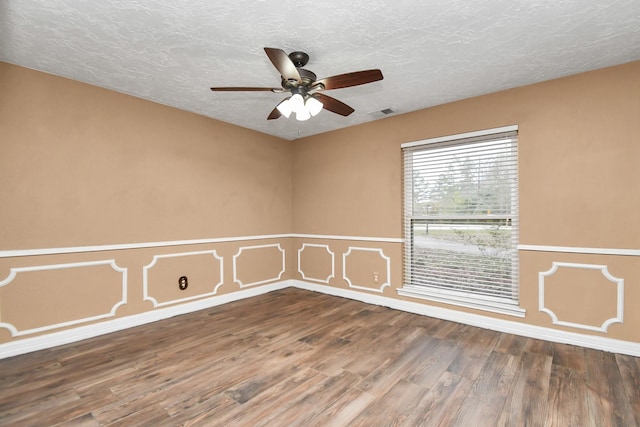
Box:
left=53, top=412, right=101, bottom=427
left=167, top=391, right=239, bottom=426
left=523, top=337, right=554, bottom=357
left=299, top=386, right=376, bottom=427
left=310, top=314, right=403, bottom=377
left=552, top=342, right=586, bottom=372
left=17, top=389, right=118, bottom=426
left=251, top=370, right=362, bottom=427
left=0, top=388, right=81, bottom=425
left=498, top=352, right=552, bottom=427
left=347, top=379, right=428, bottom=426
left=451, top=351, right=521, bottom=426
left=445, top=327, right=501, bottom=380
left=401, top=370, right=474, bottom=426
left=204, top=367, right=325, bottom=427
left=583, top=350, right=636, bottom=426
left=494, top=333, right=528, bottom=355
left=615, top=353, right=640, bottom=426
left=546, top=365, right=589, bottom=427
left=0, top=288, right=638, bottom=426
left=401, top=337, right=459, bottom=388
left=354, top=329, right=442, bottom=396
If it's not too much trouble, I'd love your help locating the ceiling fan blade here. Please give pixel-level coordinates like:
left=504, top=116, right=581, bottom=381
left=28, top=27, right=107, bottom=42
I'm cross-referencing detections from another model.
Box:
left=210, top=87, right=280, bottom=92
left=314, top=69, right=383, bottom=90
left=264, top=47, right=301, bottom=83
left=313, top=93, right=355, bottom=116
left=267, top=106, right=281, bottom=120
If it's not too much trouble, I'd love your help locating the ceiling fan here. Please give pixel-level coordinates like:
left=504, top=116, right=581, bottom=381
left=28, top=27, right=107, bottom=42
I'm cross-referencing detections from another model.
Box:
left=211, top=48, right=383, bottom=121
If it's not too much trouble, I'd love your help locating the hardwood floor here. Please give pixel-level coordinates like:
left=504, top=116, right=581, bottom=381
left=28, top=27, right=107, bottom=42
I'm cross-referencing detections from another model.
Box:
left=0, top=288, right=638, bottom=426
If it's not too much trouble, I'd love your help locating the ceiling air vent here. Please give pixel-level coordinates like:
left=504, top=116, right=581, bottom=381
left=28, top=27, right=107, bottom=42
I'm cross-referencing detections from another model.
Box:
left=369, top=108, right=396, bottom=118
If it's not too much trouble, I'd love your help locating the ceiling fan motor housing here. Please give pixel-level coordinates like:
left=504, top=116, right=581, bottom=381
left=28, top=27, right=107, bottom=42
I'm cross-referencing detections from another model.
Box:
left=282, top=68, right=317, bottom=90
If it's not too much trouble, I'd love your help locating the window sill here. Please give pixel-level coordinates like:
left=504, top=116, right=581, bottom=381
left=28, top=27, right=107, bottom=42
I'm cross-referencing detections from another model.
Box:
left=397, top=285, right=526, bottom=318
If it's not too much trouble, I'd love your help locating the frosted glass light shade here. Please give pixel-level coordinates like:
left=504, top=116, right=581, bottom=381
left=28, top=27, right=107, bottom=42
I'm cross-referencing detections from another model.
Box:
left=276, top=98, right=293, bottom=118
left=296, top=108, right=311, bottom=121
left=289, top=93, right=304, bottom=112
left=306, top=97, right=323, bottom=116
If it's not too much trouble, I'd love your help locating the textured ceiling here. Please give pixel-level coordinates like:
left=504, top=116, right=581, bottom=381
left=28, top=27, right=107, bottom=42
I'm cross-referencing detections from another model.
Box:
left=1, top=1, right=639, bottom=140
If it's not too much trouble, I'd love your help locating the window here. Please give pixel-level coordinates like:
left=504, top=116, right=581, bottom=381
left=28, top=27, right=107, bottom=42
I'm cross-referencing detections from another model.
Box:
left=399, top=126, right=524, bottom=317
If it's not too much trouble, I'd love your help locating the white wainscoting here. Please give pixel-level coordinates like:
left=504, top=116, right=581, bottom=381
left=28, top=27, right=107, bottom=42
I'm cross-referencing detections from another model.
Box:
left=2, top=277, right=639, bottom=359
left=232, top=243, right=286, bottom=288
left=519, top=244, right=640, bottom=257
left=0, top=260, right=127, bottom=337
left=342, top=246, right=391, bottom=293
left=538, top=261, right=624, bottom=333
left=143, top=250, right=225, bottom=308
left=297, top=243, right=335, bottom=284
left=2, top=238, right=638, bottom=360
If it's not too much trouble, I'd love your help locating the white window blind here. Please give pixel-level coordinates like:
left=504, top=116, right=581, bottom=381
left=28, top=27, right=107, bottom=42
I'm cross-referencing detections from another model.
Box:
left=401, top=127, right=520, bottom=314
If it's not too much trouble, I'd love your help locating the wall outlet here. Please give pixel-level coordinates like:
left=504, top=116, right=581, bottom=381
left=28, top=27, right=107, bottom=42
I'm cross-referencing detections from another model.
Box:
left=373, top=272, right=380, bottom=283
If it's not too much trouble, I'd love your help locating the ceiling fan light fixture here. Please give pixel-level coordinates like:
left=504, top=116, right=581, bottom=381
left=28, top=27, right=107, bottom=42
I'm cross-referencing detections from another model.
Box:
left=306, top=96, right=323, bottom=116
left=276, top=97, right=293, bottom=118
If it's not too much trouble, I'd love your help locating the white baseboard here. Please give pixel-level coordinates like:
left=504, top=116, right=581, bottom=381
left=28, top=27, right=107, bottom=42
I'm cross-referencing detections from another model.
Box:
left=0, top=280, right=292, bottom=359
left=290, top=280, right=640, bottom=357
left=2, top=278, right=638, bottom=359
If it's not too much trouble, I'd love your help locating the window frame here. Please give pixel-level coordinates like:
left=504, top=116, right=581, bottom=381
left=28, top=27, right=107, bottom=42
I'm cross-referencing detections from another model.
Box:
left=398, top=125, right=525, bottom=317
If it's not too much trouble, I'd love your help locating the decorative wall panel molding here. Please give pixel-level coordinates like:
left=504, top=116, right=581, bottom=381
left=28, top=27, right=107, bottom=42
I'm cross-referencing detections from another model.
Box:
left=297, top=243, right=335, bottom=284
left=0, top=234, right=292, bottom=258
left=0, top=233, right=402, bottom=258
left=342, top=246, right=391, bottom=293
left=0, top=260, right=127, bottom=336
left=539, top=262, right=624, bottom=332
left=233, top=244, right=285, bottom=288
left=143, top=250, right=224, bottom=308
left=291, top=234, right=403, bottom=243
left=519, top=244, right=640, bottom=257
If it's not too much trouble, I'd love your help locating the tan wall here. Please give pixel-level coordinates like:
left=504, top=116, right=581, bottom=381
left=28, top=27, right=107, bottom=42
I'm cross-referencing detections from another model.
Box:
left=0, top=62, right=293, bottom=344
left=292, top=61, right=640, bottom=342
left=1, top=60, right=639, bottom=350
left=0, top=63, right=292, bottom=250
